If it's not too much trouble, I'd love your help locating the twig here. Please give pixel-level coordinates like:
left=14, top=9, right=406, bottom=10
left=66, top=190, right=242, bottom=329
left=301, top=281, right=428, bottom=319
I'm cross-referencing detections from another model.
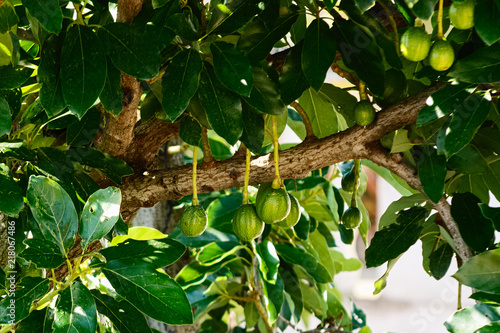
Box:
left=201, top=127, right=215, bottom=163
left=290, top=101, right=315, bottom=139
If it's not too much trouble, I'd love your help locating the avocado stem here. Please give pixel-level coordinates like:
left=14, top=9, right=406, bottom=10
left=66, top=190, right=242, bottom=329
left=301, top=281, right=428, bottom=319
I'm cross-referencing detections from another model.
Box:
left=272, top=116, right=281, bottom=189
left=359, top=81, right=368, bottom=101
left=243, top=148, right=251, bottom=205
left=192, top=146, right=199, bottom=206
left=437, top=0, right=444, bottom=40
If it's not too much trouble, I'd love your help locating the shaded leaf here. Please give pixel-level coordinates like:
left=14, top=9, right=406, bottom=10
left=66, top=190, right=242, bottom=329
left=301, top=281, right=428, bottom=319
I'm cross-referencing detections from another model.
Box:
left=447, top=144, right=488, bottom=174
left=449, top=44, right=500, bottom=83
left=418, top=147, right=446, bottom=203
left=429, top=242, right=454, bottom=280
left=66, top=106, right=101, bottom=146
left=0, top=163, right=23, bottom=216
left=275, top=243, right=332, bottom=283
left=38, top=33, right=65, bottom=117
left=279, top=41, right=310, bottom=104
left=53, top=282, right=97, bottom=333
left=211, top=42, right=253, bottom=96
left=0, top=2, right=19, bottom=34
left=0, top=66, right=33, bottom=89
left=207, top=0, right=265, bottom=34
left=298, top=88, right=338, bottom=138
left=0, top=277, right=49, bottom=324
left=100, top=58, right=123, bottom=115
left=21, top=238, right=66, bottom=269
left=474, top=0, right=500, bottom=45
left=240, top=101, right=264, bottom=154
left=179, top=116, right=202, bottom=146
left=22, top=0, right=62, bottom=34
left=242, top=66, right=285, bottom=115
left=412, top=0, right=438, bottom=20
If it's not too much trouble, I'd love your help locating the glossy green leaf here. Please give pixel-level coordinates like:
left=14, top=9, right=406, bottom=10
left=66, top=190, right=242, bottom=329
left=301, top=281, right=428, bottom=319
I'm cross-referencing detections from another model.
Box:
left=445, top=304, right=500, bottom=333
left=450, top=193, right=494, bottom=253
left=475, top=323, right=500, bottom=333
left=479, top=204, right=500, bottom=232
left=165, top=11, right=199, bottom=41
left=365, top=207, right=427, bottom=267
left=412, top=0, right=438, bottom=19
left=197, top=242, right=242, bottom=266
left=474, top=0, right=500, bottom=45
left=354, top=0, right=374, bottom=12
left=91, top=290, right=153, bottom=333
left=470, top=292, right=500, bottom=305
left=0, top=277, right=49, bottom=324
left=333, top=20, right=385, bottom=97
left=447, top=145, right=488, bottom=174
left=66, top=106, right=101, bottom=146
left=242, top=66, right=285, bottom=115
left=447, top=173, right=490, bottom=204
left=240, top=101, right=264, bottom=154
left=80, top=187, right=121, bottom=250
left=22, top=0, right=62, bottom=34
left=100, top=58, right=123, bottom=115
left=279, top=262, right=303, bottom=318
left=175, top=254, right=238, bottom=288
left=262, top=274, right=284, bottom=321
left=21, top=238, right=65, bottom=268
left=319, top=83, right=358, bottom=124
left=309, top=230, right=336, bottom=278
left=61, top=25, right=106, bottom=118
left=379, top=193, right=426, bottom=229
left=298, top=88, right=338, bottom=138
left=53, top=282, right=97, bottom=333
left=27, top=176, right=78, bottom=256
left=179, top=116, right=202, bottom=146
left=207, top=0, right=265, bottom=34
left=161, top=49, right=202, bottom=121
left=238, top=7, right=298, bottom=62
left=417, top=83, right=473, bottom=126
left=0, top=163, right=23, bottom=216
left=0, top=1, right=19, bottom=34
left=294, top=208, right=310, bottom=240
left=279, top=41, right=310, bottom=104
left=152, top=0, right=169, bottom=8
left=443, top=92, right=491, bottom=158
left=429, top=242, right=454, bottom=280
left=275, top=243, right=332, bottom=283
left=211, top=42, right=253, bottom=96
left=302, top=18, right=336, bottom=91
left=67, top=146, right=133, bottom=186
left=98, top=23, right=161, bottom=79
left=256, top=240, right=280, bottom=283
left=103, top=259, right=193, bottom=325
left=38, top=33, right=65, bottom=117
left=15, top=308, right=47, bottom=333
left=207, top=192, right=242, bottom=233
left=418, top=147, right=446, bottom=203
left=198, top=64, right=242, bottom=145
left=449, top=44, right=500, bottom=83
left=0, top=66, right=33, bottom=89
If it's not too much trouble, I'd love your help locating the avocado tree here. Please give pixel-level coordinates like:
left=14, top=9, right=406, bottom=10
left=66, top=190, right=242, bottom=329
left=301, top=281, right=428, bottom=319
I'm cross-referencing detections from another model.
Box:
left=0, top=0, right=500, bottom=332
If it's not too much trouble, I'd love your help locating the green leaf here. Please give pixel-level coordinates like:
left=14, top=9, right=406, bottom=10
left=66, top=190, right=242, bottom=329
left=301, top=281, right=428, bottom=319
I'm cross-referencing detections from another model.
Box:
left=262, top=274, right=284, bottom=322
left=0, top=277, right=49, bottom=324
left=378, top=193, right=426, bottom=229
left=0, top=1, right=19, bottom=34
left=298, top=88, right=338, bottom=138
left=450, top=192, right=494, bottom=253
left=418, top=147, right=446, bottom=203
left=256, top=240, right=280, bottom=283
left=53, top=282, right=97, bottom=333
left=100, top=58, right=123, bottom=115
left=474, top=127, right=500, bottom=155
left=279, top=41, right=310, bottom=104
left=0, top=66, right=33, bottom=89
left=449, top=44, right=500, bottom=83
left=237, top=7, right=298, bottom=63
left=197, top=241, right=242, bottom=266
left=207, top=0, right=265, bottom=34
left=0, top=32, right=12, bottom=66
left=80, top=187, right=121, bottom=250
left=479, top=204, right=500, bottom=232
left=275, top=243, right=332, bottom=283
left=175, top=254, right=238, bottom=288
left=294, top=208, right=310, bottom=240
left=470, top=292, right=500, bottom=305
left=98, top=23, right=161, bottom=79
left=482, top=160, right=500, bottom=202
left=206, top=192, right=242, bottom=233
left=198, top=64, right=242, bottom=145
left=453, top=249, right=500, bottom=294
left=38, top=33, right=66, bottom=117
left=412, top=0, right=438, bottom=19
left=15, top=308, right=47, bottom=333
left=152, top=0, right=169, bottom=8
left=67, top=147, right=133, bottom=186
left=61, top=25, right=107, bottom=118
left=302, top=18, right=336, bottom=91
left=365, top=206, right=427, bottom=267
left=475, top=323, right=500, bottom=333
left=161, top=49, right=202, bottom=121
left=242, top=66, right=285, bottom=115
left=429, top=242, right=454, bottom=280
left=91, top=290, right=153, bottom=333
left=21, top=238, right=66, bottom=269
left=103, top=259, right=193, bottom=325
left=0, top=163, right=23, bottom=216
left=447, top=173, right=490, bottom=204
left=443, top=92, right=491, bottom=158
left=445, top=304, right=500, bottom=333
left=27, top=175, right=78, bottom=256
left=354, top=0, right=374, bottom=12
left=22, top=0, right=62, bottom=34
left=66, top=106, right=101, bottom=146
left=333, top=20, right=385, bottom=97
left=211, top=42, right=253, bottom=96
left=474, top=0, right=500, bottom=45
left=417, top=83, right=473, bottom=127
left=309, top=229, right=336, bottom=278
left=179, top=116, right=202, bottom=146
left=447, top=144, right=488, bottom=174
left=279, top=262, right=303, bottom=319
left=240, top=101, right=264, bottom=154
left=244, top=302, right=259, bottom=328
left=165, top=11, right=199, bottom=41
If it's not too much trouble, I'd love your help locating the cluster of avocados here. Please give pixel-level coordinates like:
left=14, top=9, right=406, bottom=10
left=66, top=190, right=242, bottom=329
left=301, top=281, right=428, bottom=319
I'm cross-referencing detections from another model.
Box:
left=232, top=179, right=301, bottom=242
left=400, top=0, right=475, bottom=72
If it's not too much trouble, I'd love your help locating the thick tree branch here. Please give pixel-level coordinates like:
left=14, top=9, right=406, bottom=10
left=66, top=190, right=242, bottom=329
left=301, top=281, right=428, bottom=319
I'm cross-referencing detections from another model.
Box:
left=121, top=83, right=446, bottom=208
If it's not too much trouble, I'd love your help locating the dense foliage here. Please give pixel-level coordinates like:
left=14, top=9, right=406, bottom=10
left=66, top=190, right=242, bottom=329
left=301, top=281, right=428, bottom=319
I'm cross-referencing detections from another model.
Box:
left=0, top=0, right=500, bottom=332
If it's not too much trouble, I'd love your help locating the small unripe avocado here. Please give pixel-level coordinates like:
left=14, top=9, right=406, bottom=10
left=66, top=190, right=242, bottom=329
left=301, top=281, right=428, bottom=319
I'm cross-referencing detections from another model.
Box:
left=255, top=187, right=291, bottom=224
left=341, top=171, right=357, bottom=193
left=341, top=207, right=362, bottom=229
left=277, top=193, right=301, bottom=228
left=232, top=204, right=265, bottom=241
left=180, top=205, right=208, bottom=237
left=400, top=27, right=431, bottom=62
